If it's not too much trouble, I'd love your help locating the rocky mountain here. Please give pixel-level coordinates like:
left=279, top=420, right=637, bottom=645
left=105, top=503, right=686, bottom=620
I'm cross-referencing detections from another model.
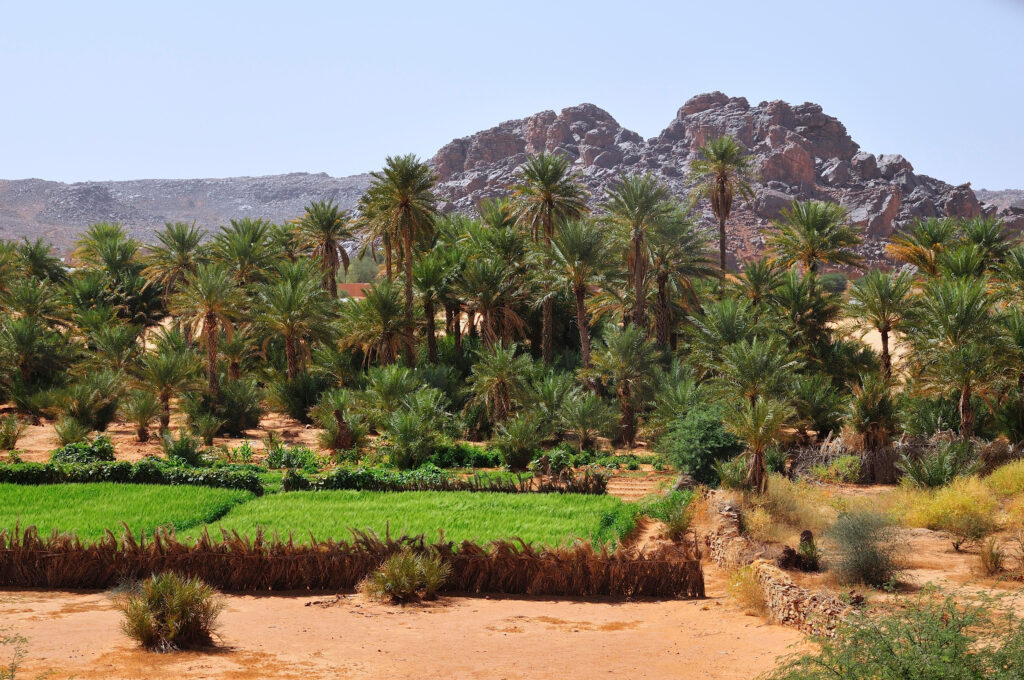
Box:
left=432, top=92, right=1023, bottom=266
left=0, top=173, right=371, bottom=252
left=976, top=189, right=1024, bottom=211
left=1, top=92, right=1021, bottom=262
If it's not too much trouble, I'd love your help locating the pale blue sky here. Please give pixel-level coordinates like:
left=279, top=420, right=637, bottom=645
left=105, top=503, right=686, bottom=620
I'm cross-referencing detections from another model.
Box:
left=2, top=1, right=1022, bottom=189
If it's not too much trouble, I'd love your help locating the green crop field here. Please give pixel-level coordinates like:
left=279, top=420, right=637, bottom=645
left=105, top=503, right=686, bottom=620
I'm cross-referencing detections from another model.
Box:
left=0, top=483, right=253, bottom=542
left=184, top=490, right=634, bottom=547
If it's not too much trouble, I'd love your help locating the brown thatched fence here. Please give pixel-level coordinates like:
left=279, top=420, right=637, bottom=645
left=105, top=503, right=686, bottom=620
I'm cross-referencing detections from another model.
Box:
left=0, top=526, right=704, bottom=599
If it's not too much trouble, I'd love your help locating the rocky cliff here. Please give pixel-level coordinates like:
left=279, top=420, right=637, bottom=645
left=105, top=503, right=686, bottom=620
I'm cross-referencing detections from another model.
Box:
left=1, top=92, right=1020, bottom=261
left=432, top=92, right=1023, bottom=264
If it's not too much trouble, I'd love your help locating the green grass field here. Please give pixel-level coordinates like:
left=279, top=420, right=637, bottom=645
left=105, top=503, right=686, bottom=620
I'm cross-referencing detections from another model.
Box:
left=1, top=485, right=635, bottom=547
left=184, top=490, right=634, bottom=547
left=0, top=483, right=253, bottom=542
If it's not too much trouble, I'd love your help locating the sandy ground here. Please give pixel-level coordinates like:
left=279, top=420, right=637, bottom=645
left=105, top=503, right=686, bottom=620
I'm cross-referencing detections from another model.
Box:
left=1, top=578, right=804, bottom=680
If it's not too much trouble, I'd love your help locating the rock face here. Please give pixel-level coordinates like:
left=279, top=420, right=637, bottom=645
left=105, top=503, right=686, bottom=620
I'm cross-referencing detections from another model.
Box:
left=0, top=173, right=371, bottom=251
left=432, top=93, right=1022, bottom=265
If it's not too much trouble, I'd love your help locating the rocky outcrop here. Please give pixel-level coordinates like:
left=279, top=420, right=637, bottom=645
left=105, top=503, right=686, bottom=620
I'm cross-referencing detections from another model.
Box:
left=431, top=93, right=1022, bottom=266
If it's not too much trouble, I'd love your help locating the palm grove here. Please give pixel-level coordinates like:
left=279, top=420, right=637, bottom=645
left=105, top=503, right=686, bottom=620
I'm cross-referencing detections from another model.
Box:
left=1, top=137, right=1023, bottom=491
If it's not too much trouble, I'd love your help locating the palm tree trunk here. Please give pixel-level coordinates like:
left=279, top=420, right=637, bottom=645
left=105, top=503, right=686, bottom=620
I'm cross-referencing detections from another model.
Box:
left=632, top=232, right=647, bottom=331
left=424, top=298, right=438, bottom=363
left=655, top=273, right=670, bottom=348
left=402, top=225, right=416, bottom=367
left=746, top=448, right=767, bottom=494
left=285, top=333, right=299, bottom=381
left=574, top=285, right=592, bottom=368
left=136, top=425, right=149, bottom=443
left=333, top=410, right=354, bottom=449
left=880, top=328, right=891, bottom=380
left=541, top=211, right=553, bottom=364
left=204, top=314, right=219, bottom=396
left=718, top=213, right=728, bottom=286
left=619, top=383, right=635, bottom=448
left=160, top=394, right=171, bottom=432
left=384, top=236, right=393, bottom=281
left=959, top=382, right=975, bottom=439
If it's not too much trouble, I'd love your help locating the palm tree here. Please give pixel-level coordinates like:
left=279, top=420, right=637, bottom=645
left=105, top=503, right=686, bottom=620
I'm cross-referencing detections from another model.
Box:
left=712, top=335, right=802, bottom=407
left=688, top=136, right=756, bottom=282
left=846, top=269, right=913, bottom=379
left=767, top=200, right=863, bottom=273
left=723, top=396, right=794, bottom=494
left=143, top=221, right=209, bottom=306
left=647, top=209, right=716, bottom=347
left=212, top=218, right=276, bottom=286
left=559, top=391, right=613, bottom=452
left=686, top=297, right=763, bottom=372
left=253, top=261, right=335, bottom=380
left=886, top=218, right=957, bottom=276
left=585, top=325, right=660, bottom=447
left=412, top=251, right=455, bottom=363
left=17, top=238, right=67, bottom=282
left=170, top=264, right=237, bottom=395
left=731, top=258, right=783, bottom=311
left=338, top=279, right=416, bottom=366
left=603, top=174, right=673, bottom=331
left=297, top=200, right=354, bottom=298
left=361, top=155, right=438, bottom=365
left=548, top=220, right=613, bottom=367
left=134, top=331, right=199, bottom=431
left=959, top=216, right=1016, bottom=269
left=466, top=343, right=533, bottom=426
left=457, top=256, right=526, bottom=348
left=511, top=153, right=589, bottom=363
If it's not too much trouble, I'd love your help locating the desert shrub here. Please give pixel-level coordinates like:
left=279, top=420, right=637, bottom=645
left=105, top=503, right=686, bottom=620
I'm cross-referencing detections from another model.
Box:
left=657, top=404, right=743, bottom=485
left=265, top=443, right=319, bottom=471
left=60, top=371, right=122, bottom=431
left=765, top=595, right=1024, bottom=680
left=757, top=475, right=835, bottom=533
left=119, top=390, right=161, bottom=443
left=358, top=551, right=451, bottom=603
left=0, top=415, right=28, bottom=451
left=810, top=455, right=861, bottom=484
left=428, top=442, right=502, bottom=469
left=985, top=459, right=1024, bottom=497
left=493, top=415, right=545, bottom=470
left=742, top=505, right=786, bottom=544
left=50, top=434, right=115, bottom=464
left=1005, top=495, right=1024, bottom=530
left=53, top=416, right=92, bottom=446
left=637, top=490, right=698, bottom=542
left=727, top=565, right=767, bottom=616
left=817, top=272, right=847, bottom=294
left=185, top=380, right=264, bottom=438
left=898, top=439, right=980, bottom=488
left=160, top=429, right=205, bottom=467
left=117, top=572, right=224, bottom=652
left=979, top=536, right=1006, bottom=576
left=714, top=455, right=749, bottom=490
left=826, top=509, right=902, bottom=586
left=905, top=476, right=998, bottom=551
left=268, top=373, right=330, bottom=424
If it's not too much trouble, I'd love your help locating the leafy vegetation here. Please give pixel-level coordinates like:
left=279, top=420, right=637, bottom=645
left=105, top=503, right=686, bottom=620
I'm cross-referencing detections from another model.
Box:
left=117, top=572, right=224, bottom=652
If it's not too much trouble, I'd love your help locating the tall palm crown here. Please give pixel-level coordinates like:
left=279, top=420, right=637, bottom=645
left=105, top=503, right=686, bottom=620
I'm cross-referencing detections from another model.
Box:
left=767, top=200, right=863, bottom=272
left=511, top=153, right=589, bottom=364
left=688, top=136, right=756, bottom=281
left=297, top=200, right=353, bottom=298
left=548, top=219, right=614, bottom=368
left=143, top=221, right=208, bottom=304
left=845, top=269, right=913, bottom=379
left=646, top=209, right=716, bottom=347
left=17, top=238, right=67, bottom=283
left=338, top=279, right=416, bottom=366
left=212, top=218, right=276, bottom=286
left=886, top=218, right=957, bottom=276
left=603, top=173, right=674, bottom=332
left=170, top=263, right=238, bottom=395
left=361, top=155, right=438, bottom=364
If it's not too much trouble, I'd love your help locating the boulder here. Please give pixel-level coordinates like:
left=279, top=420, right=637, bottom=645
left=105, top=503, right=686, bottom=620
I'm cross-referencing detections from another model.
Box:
left=942, top=184, right=983, bottom=219
left=755, top=188, right=795, bottom=219
left=820, top=158, right=851, bottom=185
left=850, top=152, right=880, bottom=180
left=760, top=142, right=816, bottom=186
left=877, top=154, right=913, bottom=179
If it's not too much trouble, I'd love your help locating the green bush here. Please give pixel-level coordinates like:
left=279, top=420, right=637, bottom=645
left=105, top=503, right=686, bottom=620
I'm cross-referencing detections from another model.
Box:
left=428, top=442, right=502, bottom=468
left=358, top=551, right=451, bottom=603
left=0, top=459, right=263, bottom=495
left=898, top=440, right=980, bottom=488
left=50, top=435, right=116, bottom=464
left=714, top=455, right=749, bottom=490
left=53, top=416, right=92, bottom=446
left=656, top=405, right=743, bottom=485
left=766, top=595, right=1024, bottom=680
left=817, top=272, right=848, bottom=294
left=161, top=430, right=206, bottom=467
left=117, top=572, right=224, bottom=651
left=493, top=415, right=545, bottom=469
left=265, top=443, right=319, bottom=471
left=0, top=415, right=28, bottom=451
left=268, top=373, right=330, bottom=424
left=637, top=491, right=697, bottom=542
left=826, top=510, right=902, bottom=587
left=810, top=455, right=862, bottom=484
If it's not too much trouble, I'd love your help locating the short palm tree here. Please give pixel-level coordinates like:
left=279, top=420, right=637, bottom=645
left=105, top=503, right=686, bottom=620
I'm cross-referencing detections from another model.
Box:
left=886, top=218, right=957, bottom=276
left=466, top=343, right=534, bottom=426
left=767, top=200, right=862, bottom=273
left=602, top=173, right=673, bottom=330
left=688, top=136, right=755, bottom=282
left=119, top=390, right=162, bottom=442
left=846, top=269, right=913, bottom=379
left=338, top=279, right=416, bottom=366
left=361, top=155, right=438, bottom=364
left=142, top=221, right=208, bottom=305
left=559, top=391, right=613, bottom=451
left=548, top=220, right=613, bottom=367
left=412, top=251, right=455, bottom=363
left=723, top=396, right=794, bottom=494
left=712, top=335, right=802, bottom=407
left=134, top=342, right=199, bottom=431
left=731, top=258, right=783, bottom=310
left=253, top=261, right=335, bottom=380
left=297, top=200, right=353, bottom=298
left=585, top=325, right=660, bottom=447
left=171, top=264, right=237, bottom=395
left=647, top=209, right=715, bottom=347
left=511, top=153, right=589, bottom=363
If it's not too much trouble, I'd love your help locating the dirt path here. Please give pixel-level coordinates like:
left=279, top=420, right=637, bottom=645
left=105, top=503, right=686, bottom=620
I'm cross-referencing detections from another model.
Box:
left=1, top=587, right=803, bottom=680
left=606, top=472, right=672, bottom=501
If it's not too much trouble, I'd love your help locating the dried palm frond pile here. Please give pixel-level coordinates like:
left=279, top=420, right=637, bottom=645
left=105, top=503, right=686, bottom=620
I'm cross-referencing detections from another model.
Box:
left=0, top=524, right=702, bottom=598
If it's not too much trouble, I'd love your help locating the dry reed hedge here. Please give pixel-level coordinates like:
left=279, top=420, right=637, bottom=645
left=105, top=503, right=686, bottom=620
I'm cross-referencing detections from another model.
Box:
left=0, top=524, right=703, bottom=599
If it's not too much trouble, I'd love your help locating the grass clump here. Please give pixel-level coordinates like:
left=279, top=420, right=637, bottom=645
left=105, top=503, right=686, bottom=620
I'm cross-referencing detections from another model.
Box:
left=809, top=455, right=861, bottom=484
left=53, top=416, right=92, bottom=446
left=897, top=439, right=979, bottom=488
left=826, top=509, right=902, bottom=587
left=766, top=595, right=1024, bottom=680
left=638, top=490, right=699, bottom=542
left=358, top=551, right=451, bottom=603
left=0, top=416, right=28, bottom=451
left=985, top=459, right=1024, bottom=498
left=117, top=572, right=224, bottom=651
left=904, top=476, right=998, bottom=551
left=727, top=565, right=767, bottom=616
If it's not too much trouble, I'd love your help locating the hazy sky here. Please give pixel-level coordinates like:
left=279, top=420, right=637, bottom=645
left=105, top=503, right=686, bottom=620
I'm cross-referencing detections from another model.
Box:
left=2, top=1, right=1022, bottom=189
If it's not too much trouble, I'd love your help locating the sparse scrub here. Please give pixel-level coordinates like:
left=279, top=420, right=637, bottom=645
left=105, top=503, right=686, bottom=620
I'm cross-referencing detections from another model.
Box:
left=358, top=551, right=451, bottom=603
left=0, top=416, right=28, bottom=451
left=727, top=565, right=768, bottom=616
left=826, top=509, right=902, bottom=587
left=117, top=572, right=224, bottom=651
left=904, top=476, right=998, bottom=550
